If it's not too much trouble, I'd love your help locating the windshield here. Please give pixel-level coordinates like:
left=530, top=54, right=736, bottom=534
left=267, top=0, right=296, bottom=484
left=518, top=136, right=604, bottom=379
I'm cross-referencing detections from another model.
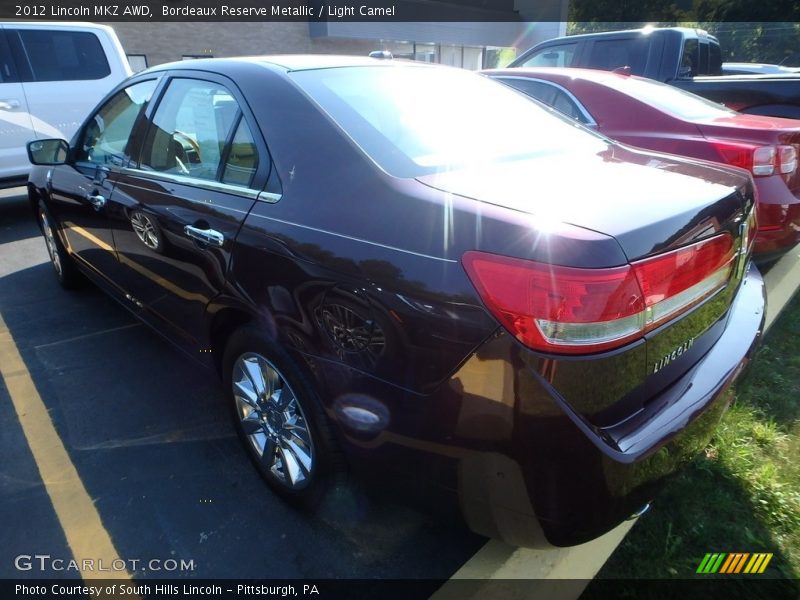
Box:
left=290, top=65, right=609, bottom=178
left=609, top=76, right=738, bottom=120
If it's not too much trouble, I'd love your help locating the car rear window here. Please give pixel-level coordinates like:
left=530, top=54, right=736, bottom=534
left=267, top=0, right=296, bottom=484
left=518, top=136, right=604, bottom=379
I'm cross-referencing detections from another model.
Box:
left=605, top=75, right=737, bottom=120
left=290, top=65, right=608, bottom=178
left=8, top=29, right=110, bottom=82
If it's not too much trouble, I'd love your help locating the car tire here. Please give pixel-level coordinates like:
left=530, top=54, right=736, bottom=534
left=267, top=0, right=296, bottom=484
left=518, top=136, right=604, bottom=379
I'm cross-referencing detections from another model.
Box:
left=222, top=325, right=344, bottom=506
left=38, top=201, right=82, bottom=289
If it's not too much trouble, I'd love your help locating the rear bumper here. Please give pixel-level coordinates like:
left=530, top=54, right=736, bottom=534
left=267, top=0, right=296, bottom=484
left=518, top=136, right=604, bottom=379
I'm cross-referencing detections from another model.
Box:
left=458, top=263, right=766, bottom=547
left=753, top=177, right=800, bottom=261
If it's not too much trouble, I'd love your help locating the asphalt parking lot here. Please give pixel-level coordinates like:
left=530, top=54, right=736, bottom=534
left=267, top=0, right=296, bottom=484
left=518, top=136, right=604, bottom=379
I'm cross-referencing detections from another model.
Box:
left=4, top=185, right=800, bottom=597
left=0, top=189, right=487, bottom=584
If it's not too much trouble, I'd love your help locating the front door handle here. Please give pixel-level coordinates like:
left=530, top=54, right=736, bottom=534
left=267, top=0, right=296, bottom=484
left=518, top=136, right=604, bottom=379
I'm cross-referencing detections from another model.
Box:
left=184, top=225, right=224, bottom=247
left=0, top=99, right=21, bottom=111
left=86, top=193, right=106, bottom=210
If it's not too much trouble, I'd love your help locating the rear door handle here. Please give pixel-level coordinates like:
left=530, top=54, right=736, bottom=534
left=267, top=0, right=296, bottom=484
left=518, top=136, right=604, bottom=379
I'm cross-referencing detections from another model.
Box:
left=184, top=225, right=224, bottom=247
left=0, top=99, right=21, bottom=111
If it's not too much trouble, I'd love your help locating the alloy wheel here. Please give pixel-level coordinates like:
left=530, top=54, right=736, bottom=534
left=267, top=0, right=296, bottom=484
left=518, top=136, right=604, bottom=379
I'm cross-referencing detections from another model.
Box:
left=232, top=352, right=315, bottom=489
left=41, top=211, right=63, bottom=277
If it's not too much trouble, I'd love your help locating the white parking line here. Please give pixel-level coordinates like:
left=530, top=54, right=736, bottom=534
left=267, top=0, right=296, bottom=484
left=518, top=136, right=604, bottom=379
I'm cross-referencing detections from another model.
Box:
left=763, top=244, right=800, bottom=330
left=33, top=322, right=142, bottom=350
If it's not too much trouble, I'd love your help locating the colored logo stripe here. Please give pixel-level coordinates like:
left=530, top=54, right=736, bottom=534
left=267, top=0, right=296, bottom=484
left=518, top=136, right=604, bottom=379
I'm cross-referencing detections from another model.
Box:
left=697, top=553, right=726, bottom=574
left=697, top=553, right=773, bottom=574
left=720, top=553, right=749, bottom=573
left=744, top=553, right=773, bottom=574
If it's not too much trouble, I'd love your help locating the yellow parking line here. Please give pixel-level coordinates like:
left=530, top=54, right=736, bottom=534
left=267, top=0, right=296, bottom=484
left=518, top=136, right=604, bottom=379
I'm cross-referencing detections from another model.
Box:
left=0, top=311, right=129, bottom=581
left=64, top=222, right=114, bottom=253
left=65, top=221, right=207, bottom=303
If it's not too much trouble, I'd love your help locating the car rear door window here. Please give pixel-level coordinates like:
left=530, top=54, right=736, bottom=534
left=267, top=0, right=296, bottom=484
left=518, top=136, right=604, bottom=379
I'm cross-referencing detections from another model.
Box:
left=77, top=79, right=158, bottom=167
left=708, top=42, right=722, bottom=76
left=0, top=31, right=20, bottom=83
left=140, top=78, right=240, bottom=182
left=585, top=38, right=649, bottom=73
left=221, top=118, right=259, bottom=187
left=497, top=78, right=592, bottom=125
left=679, top=39, right=699, bottom=78
left=517, top=43, right=578, bottom=68
left=7, top=29, right=110, bottom=82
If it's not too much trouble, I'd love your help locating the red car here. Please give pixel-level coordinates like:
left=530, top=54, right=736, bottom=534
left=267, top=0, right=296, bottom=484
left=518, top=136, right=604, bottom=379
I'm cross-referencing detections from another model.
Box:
left=485, top=67, right=800, bottom=262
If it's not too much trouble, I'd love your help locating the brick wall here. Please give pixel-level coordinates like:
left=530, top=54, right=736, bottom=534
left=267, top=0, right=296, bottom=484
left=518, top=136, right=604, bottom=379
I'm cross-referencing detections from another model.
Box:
left=105, top=22, right=381, bottom=67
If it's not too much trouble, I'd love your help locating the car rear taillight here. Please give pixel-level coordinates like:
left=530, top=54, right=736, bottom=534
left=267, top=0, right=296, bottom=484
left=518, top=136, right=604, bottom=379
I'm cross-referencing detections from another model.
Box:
left=777, top=145, right=797, bottom=174
left=463, top=235, right=735, bottom=355
left=711, top=141, right=798, bottom=177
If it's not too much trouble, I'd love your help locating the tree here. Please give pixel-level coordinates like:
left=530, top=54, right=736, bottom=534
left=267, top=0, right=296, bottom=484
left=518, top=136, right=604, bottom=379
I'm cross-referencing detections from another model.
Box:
left=693, top=0, right=800, bottom=22
left=568, top=0, right=689, bottom=23
left=567, top=0, right=800, bottom=67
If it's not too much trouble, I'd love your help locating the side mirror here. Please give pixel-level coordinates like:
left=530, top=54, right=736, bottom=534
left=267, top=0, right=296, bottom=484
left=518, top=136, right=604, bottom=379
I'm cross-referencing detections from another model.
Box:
left=27, top=139, right=69, bottom=166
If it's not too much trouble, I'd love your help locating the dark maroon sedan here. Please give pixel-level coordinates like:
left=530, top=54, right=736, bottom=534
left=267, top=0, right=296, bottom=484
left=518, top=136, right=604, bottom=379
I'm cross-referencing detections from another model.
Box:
left=485, top=67, right=800, bottom=263
left=26, top=57, right=763, bottom=548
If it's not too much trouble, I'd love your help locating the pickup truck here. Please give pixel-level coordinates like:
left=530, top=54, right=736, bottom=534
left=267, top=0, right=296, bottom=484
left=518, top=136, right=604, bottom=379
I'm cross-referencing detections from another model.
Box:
left=509, top=27, right=800, bottom=119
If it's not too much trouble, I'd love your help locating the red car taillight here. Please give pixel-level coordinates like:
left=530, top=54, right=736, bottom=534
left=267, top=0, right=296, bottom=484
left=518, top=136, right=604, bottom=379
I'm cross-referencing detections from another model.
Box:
left=463, top=235, right=735, bottom=355
left=711, top=141, right=798, bottom=177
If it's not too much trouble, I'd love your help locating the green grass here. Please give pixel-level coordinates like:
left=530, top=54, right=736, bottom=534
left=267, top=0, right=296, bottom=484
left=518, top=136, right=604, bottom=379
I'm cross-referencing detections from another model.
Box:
left=589, top=289, right=800, bottom=589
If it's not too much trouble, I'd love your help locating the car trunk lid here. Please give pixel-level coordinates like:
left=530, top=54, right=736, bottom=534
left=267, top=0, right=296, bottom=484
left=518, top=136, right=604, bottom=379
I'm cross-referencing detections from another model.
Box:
left=425, top=144, right=755, bottom=424
left=417, top=144, right=750, bottom=262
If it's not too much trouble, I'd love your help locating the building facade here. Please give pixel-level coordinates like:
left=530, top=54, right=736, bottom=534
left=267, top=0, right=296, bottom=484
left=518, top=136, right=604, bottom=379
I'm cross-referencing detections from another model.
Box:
left=105, top=1, right=568, bottom=71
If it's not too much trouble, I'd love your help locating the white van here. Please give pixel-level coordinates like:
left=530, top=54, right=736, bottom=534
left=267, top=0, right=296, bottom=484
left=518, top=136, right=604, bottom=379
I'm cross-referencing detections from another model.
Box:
left=0, top=22, right=131, bottom=187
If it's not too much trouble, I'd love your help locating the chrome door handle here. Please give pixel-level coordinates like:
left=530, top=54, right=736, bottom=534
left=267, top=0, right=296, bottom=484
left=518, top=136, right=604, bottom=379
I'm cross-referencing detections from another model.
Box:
left=184, top=225, right=224, bottom=247
left=0, top=99, right=21, bottom=110
left=86, top=193, right=106, bottom=210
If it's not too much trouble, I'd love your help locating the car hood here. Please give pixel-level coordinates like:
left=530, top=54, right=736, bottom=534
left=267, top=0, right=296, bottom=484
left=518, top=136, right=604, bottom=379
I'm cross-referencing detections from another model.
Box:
left=416, top=144, right=750, bottom=261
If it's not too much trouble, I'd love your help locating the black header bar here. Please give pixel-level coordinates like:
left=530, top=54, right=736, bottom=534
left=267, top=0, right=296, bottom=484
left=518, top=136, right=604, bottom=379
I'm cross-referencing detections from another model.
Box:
left=3, top=0, right=800, bottom=22
left=4, top=1, right=526, bottom=22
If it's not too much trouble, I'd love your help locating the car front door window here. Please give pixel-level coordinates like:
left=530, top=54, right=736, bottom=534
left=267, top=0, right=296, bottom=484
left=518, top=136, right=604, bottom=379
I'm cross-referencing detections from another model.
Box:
left=77, top=79, right=158, bottom=167
left=112, top=75, right=266, bottom=349
left=139, top=79, right=237, bottom=181
left=518, top=43, right=578, bottom=68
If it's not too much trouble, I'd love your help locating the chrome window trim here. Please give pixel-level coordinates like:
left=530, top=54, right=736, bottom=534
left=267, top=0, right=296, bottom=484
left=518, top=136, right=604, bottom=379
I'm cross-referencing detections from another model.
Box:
left=120, top=167, right=281, bottom=202
left=492, top=75, right=598, bottom=127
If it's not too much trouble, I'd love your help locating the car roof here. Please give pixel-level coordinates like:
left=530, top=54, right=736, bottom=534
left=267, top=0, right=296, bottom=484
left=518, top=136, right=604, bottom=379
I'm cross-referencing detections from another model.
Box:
left=0, top=21, right=116, bottom=34
left=143, top=54, right=426, bottom=75
left=531, top=26, right=714, bottom=44
left=487, top=67, right=643, bottom=86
